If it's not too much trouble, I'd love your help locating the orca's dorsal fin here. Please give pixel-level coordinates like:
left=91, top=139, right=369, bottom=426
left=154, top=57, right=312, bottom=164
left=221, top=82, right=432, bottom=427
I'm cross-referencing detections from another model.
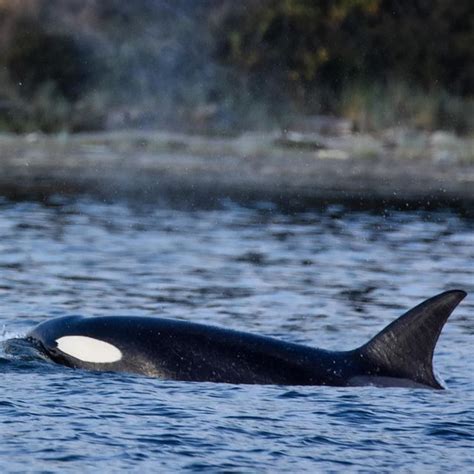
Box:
left=357, top=290, right=467, bottom=389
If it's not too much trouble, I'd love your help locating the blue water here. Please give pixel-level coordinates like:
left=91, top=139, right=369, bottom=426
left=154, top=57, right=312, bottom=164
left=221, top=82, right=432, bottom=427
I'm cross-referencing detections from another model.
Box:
left=1, top=197, right=473, bottom=471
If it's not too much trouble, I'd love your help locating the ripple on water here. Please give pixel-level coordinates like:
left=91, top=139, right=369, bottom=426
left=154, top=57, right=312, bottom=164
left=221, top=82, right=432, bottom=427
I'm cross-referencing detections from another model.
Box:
left=0, top=198, right=473, bottom=471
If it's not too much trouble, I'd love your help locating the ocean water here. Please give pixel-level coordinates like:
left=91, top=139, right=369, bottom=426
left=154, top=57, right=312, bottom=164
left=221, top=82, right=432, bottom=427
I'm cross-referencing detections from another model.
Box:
left=0, top=197, right=472, bottom=472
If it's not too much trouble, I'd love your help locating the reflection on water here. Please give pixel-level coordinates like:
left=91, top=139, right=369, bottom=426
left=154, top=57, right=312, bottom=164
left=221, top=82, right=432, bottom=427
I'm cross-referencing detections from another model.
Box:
left=0, top=197, right=473, bottom=471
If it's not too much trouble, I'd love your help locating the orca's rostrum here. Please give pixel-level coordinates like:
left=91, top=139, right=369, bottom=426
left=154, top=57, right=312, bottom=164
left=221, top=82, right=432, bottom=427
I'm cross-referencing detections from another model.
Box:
left=27, top=290, right=467, bottom=389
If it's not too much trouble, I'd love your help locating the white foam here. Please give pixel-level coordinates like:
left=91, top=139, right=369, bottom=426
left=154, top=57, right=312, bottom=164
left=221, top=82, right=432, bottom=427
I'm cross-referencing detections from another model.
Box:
left=1, top=325, right=25, bottom=342
left=56, top=336, right=122, bottom=363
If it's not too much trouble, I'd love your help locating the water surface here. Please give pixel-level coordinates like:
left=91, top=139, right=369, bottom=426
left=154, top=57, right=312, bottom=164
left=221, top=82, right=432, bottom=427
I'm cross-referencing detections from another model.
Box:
left=1, top=197, right=472, bottom=471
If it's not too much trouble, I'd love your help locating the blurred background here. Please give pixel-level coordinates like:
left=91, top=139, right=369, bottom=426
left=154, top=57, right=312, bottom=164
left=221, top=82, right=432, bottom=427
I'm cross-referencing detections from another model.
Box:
left=0, top=0, right=472, bottom=135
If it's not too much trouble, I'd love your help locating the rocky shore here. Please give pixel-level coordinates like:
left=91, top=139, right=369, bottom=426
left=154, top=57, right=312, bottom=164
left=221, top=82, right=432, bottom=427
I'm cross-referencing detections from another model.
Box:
left=1, top=126, right=473, bottom=211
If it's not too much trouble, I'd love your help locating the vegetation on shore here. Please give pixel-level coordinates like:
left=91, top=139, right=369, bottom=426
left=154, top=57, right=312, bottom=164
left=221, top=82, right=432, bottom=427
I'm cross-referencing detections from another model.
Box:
left=0, top=1, right=472, bottom=135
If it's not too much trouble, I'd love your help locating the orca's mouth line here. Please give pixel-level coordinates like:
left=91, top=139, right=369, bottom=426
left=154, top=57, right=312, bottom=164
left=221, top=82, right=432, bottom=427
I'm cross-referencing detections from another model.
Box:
left=23, top=336, right=72, bottom=367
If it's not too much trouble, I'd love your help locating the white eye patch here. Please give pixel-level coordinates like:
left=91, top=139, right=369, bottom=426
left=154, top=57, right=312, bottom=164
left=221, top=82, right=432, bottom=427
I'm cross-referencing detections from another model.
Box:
left=56, top=336, right=122, bottom=363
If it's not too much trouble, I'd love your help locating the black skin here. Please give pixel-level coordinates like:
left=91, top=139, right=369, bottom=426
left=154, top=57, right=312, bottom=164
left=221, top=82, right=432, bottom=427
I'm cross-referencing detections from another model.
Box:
left=28, top=315, right=363, bottom=386
left=26, top=290, right=467, bottom=388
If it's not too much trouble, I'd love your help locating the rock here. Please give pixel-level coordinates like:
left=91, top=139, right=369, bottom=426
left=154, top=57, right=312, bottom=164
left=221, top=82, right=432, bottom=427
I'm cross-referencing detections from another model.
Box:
left=430, top=131, right=459, bottom=148
left=316, top=149, right=349, bottom=160
left=274, top=131, right=326, bottom=150
left=430, top=131, right=463, bottom=163
left=285, top=115, right=353, bottom=137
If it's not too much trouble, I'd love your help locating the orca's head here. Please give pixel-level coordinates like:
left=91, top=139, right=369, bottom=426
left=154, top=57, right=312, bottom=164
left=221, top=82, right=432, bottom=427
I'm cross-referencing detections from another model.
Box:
left=27, top=316, right=123, bottom=367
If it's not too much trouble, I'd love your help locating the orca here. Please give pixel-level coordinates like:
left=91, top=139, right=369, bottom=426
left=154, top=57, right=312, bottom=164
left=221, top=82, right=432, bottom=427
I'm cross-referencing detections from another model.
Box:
left=26, top=290, right=467, bottom=389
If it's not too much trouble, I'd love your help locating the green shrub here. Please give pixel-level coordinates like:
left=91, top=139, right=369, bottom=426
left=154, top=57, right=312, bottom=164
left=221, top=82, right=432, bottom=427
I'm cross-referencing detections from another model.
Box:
left=213, top=0, right=474, bottom=98
left=5, top=18, right=95, bottom=102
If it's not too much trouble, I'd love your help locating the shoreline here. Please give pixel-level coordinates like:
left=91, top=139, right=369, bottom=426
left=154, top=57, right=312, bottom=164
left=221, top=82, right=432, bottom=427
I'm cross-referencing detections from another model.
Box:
left=1, top=129, right=473, bottom=212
